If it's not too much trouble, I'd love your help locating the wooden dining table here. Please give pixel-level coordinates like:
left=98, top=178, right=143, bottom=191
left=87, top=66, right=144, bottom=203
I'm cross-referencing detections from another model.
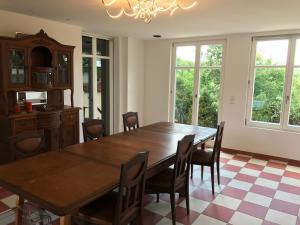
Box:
left=0, top=122, right=217, bottom=225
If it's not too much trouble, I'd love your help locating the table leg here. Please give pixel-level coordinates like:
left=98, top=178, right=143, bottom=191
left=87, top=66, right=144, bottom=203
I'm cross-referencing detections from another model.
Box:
left=60, top=215, right=71, bottom=225
left=200, top=142, right=205, bottom=150
left=15, top=195, right=24, bottom=225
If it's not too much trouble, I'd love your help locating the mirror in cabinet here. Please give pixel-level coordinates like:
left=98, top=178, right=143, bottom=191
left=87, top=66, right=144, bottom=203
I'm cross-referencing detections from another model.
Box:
left=8, top=48, right=28, bottom=88
left=57, top=52, right=71, bottom=87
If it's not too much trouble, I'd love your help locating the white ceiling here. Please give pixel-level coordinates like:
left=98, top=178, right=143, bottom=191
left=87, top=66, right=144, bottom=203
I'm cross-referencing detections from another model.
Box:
left=1, top=0, right=300, bottom=39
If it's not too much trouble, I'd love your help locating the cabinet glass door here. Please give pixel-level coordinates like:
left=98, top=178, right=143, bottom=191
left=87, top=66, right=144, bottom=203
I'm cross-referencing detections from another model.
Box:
left=57, top=53, right=70, bottom=86
left=9, top=49, right=26, bottom=85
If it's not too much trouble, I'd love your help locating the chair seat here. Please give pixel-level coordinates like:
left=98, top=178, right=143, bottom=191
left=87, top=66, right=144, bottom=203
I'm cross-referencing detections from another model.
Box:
left=73, top=192, right=118, bottom=225
left=146, top=168, right=173, bottom=192
left=191, top=148, right=213, bottom=165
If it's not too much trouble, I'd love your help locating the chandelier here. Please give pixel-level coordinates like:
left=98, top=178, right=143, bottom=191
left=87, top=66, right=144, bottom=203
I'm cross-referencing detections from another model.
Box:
left=101, top=0, right=197, bottom=23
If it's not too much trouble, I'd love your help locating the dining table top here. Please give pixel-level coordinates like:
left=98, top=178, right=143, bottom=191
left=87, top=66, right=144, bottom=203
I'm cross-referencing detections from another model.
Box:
left=0, top=122, right=217, bottom=216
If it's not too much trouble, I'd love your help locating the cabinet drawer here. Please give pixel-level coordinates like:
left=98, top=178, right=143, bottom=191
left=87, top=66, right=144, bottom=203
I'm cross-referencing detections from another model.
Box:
left=13, top=117, right=37, bottom=134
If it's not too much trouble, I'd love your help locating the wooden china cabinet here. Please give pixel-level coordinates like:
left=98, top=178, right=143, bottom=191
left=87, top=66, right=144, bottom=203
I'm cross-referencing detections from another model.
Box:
left=0, top=30, right=80, bottom=164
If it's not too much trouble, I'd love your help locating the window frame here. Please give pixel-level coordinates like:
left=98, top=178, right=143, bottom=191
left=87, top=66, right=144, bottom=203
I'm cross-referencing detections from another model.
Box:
left=82, top=33, right=114, bottom=134
left=246, top=35, right=300, bottom=132
left=170, top=40, right=226, bottom=127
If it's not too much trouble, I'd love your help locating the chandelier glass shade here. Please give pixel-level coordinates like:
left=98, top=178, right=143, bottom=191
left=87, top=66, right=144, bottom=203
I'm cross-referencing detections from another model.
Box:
left=101, top=0, right=197, bottom=23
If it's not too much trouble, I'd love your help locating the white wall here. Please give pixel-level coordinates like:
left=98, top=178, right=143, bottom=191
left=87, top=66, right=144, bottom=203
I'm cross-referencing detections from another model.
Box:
left=0, top=10, right=84, bottom=138
left=144, top=32, right=300, bottom=161
left=113, top=37, right=145, bottom=132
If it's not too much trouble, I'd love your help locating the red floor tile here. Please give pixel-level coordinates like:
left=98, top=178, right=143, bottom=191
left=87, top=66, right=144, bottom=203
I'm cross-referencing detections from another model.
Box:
left=220, top=176, right=231, bottom=185
left=269, top=199, right=300, bottom=216
left=143, top=209, right=163, bottom=225
left=0, top=201, right=10, bottom=213
left=249, top=184, right=277, bottom=198
left=232, top=155, right=251, bottom=162
left=262, top=221, right=279, bottom=225
left=284, top=170, right=300, bottom=180
left=266, top=161, right=287, bottom=170
left=278, top=183, right=300, bottom=195
left=203, top=203, right=234, bottom=223
left=166, top=206, right=199, bottom=225
left=222, top=164, right=241, bottom=172
left=234, top=173, right=257, bottom=183
left=237, top=201, right=268, bottom=219
left=259, top=172, right=282, bottom=182
left=0, top=188, right=14, bottom=199
left=221, top=186, right=247, bottom=200
left=245, top=163, right=265, bottom=171
left=220, top=158, right=229, bottom=164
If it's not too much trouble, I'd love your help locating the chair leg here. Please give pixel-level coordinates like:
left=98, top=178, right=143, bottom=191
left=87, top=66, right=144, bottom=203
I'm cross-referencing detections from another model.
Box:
left=201, top=165, right=204, bottom=180
left=217, top=160, right=220, bottom=185
left=156, top=193, right=160, bottom=203
left=185, top=182, right=190, bottom=215
left=170, top=192, right=176, bottom=225
left=191, top=164, right=194, bottom=179
left=210, top=165, right=215, bottom=195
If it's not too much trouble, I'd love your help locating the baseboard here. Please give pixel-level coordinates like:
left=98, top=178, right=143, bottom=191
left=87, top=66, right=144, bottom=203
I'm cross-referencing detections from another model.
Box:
left=221, top=147, right=300, bottom=167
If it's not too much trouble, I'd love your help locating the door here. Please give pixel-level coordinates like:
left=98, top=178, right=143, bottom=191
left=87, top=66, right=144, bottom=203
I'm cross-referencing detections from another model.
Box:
left=82, top=36, right=111, bottom=135
left=171, top=42, right=225, bottom=128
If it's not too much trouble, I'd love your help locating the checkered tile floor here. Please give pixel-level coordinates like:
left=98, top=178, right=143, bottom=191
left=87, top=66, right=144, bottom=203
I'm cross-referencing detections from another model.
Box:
left=1, top=152, right=300, bottom=225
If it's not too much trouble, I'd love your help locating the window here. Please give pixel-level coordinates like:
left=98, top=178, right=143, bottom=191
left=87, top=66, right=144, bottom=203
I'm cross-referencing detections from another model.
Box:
left=247, top=36, right=300, bottom=130
left=171, top=41, right=225, bottom=128
left=82, top=35, right=112, bottom=134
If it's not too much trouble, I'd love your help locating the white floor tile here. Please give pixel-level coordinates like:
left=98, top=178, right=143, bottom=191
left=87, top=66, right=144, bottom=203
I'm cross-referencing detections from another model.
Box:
left=244, top=192, right=272, bottom=207
left=199, top=181, right=225, bottom=194
left=263, top=167, right=284, bottom=176
left=240, top=168, right=261, bottom=177
left=248, top=158, right=267, bottom=166
left=156, top=218, right=183, bottom=225
left=179, top=196, right=209, bottom=213
left=265, top=209, right=297, bottom=225
left=255, top=178, right=279, bottom=189
left=281, top=176, right=300, bottom=187
left=229, top=211, right=263, bottom=225
left=220, top=170, right=237, bottom=179
left=145, top=200, right=171, bottom=216
left=0, top=195, right=17, bottom=208
left=274, top=190, right=300, bottom=205
left=286, top=165, right=300, bottom=173
left=227, top=160, right=247, bottom=167
left=212, top=194, right=241, bottom=210
left=220, top=152, right=234, bottom=159
left=227, top=179, right=253, bottom=191
left=192, top=214, right=226, bottom=225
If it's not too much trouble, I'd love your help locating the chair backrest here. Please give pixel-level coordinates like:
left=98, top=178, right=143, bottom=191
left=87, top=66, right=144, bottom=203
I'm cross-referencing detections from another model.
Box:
left=10, top=130, right=45, bottom=160
left=173, top=135, right=195, bottom=188
left=82, top=119, right=104, bottom=142
left=122, top=112, right=139, bottom=132
left=211, top=121, right=225, bottom=163
left=114, top=151, right=149, bottom=225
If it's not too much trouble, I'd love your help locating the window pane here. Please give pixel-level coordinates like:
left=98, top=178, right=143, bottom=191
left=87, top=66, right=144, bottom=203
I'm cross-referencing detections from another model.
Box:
left=198, top=68, right=220, bottom=128
left=200, top=44, right=223, bottom=67
left=176, top=46, right=195, bottom=67
left=96, top=59, right=109, bottom=119
left=251, top=68, right=285, bottom=124
left=294, top=39, right=300, bottom=66
left=175, top=69, right=194, bottom=124
left=255, top=40, right=289, bottom=66
left=83, top=57, right=93, bottom=119
left=289, top=68, right=300, bottom=126
left=82, top=36, right=92, bottom=55
left=97, top=39, right=109, bottom=56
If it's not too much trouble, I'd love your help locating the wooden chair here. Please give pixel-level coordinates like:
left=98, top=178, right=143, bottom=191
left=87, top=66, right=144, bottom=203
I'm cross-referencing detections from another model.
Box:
left=82, top=119, right=105, bottom=142
left=10, top=130, right=45, bottom=160
left=122, top=112, right=139, bottom=132
left=190, top=121, right=225, bottom=194
left=72, top=151, right=149, bottom=225
left=146, top=135, right=195, bottom=225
